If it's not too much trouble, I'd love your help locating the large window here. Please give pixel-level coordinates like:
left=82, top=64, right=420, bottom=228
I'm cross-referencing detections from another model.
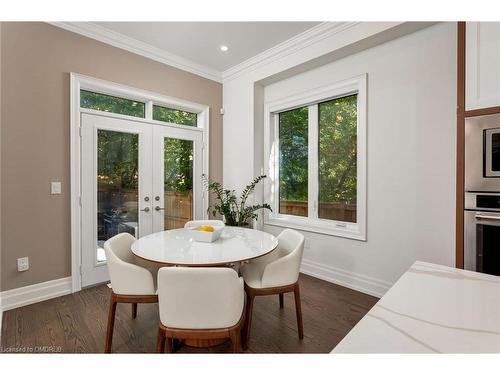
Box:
left=266, top=75, right=366, bottom=240
left=279, top=107, right=308, bottom=217
left=318, top=94, right=357, bottom=223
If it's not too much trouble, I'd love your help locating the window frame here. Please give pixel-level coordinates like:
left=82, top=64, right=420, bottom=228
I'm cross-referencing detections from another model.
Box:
left=264, top=74, right=367, bottom=241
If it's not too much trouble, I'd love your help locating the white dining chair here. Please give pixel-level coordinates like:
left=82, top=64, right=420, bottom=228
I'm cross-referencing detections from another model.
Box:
left=240, top=228, right=305, bottom=349
left=184, top=219, right=225, bottom=228
left=156, top=267, right=245, bottom=353
left=103, top=232, right=159, bottom=353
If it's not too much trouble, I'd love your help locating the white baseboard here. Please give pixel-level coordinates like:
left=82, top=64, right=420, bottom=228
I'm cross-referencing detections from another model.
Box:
left=0, top=262, right=388, bottom=312
left=300, top=258, right=392, bottom=298
left=0, top=277, right=72, bottom=312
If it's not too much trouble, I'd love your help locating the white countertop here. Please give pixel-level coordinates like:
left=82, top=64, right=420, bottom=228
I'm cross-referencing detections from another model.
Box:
left=131, top=227, right=278, bottom=266
left=332, top=261, right=500, bottom=353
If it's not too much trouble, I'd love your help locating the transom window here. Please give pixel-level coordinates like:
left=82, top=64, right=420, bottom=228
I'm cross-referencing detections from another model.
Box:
left=265, top=75, right=366, bottom=240
left=80, top=89, right=199, bottom=128
left=80, top=90, right=145, bottom=118
left=153, top=105, right=197, bottom=126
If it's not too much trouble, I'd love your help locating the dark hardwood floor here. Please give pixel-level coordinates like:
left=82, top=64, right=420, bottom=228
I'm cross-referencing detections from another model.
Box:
left=1, top=274, right=377, bottom=353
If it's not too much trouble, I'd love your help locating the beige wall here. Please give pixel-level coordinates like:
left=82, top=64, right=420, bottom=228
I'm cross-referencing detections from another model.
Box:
left=0, top=22, right=223, bottom=291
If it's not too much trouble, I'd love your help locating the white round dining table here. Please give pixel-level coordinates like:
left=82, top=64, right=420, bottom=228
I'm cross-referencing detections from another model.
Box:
left=131, top=226, right=279, bottom=266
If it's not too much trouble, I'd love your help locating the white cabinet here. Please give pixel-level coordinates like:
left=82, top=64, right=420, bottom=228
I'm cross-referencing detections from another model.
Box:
left=466, top=22, right=500, bottom=110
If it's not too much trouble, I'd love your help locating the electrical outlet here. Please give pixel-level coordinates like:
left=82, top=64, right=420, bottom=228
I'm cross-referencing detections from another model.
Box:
left=51, top=181, right=62, bottom=195
left=17, top=257, right=29, bottom=272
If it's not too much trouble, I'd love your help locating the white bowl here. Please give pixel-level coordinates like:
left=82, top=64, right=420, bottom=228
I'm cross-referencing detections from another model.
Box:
left=188, top=225, right=225, bottom=243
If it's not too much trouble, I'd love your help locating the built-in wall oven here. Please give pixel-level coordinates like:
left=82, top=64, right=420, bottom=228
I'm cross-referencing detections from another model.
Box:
left=464, top=192, right=500, bottom=275
left=465, top=113, right=500, bottom=276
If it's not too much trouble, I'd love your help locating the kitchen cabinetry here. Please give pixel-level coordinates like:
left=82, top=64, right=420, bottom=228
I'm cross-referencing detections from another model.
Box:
left=466, top=22, right=500, bottom=110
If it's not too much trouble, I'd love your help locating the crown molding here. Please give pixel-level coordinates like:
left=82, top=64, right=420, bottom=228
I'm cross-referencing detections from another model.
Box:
left=221, top=22, right=359, bottom=82
left=48, top=22, right=363, bottom=85
left=48, top=22, right=223, bottom=83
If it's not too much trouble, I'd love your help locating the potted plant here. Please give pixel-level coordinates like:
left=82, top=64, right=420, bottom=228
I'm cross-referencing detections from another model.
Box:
left=202, top=174, right=272, bottom=227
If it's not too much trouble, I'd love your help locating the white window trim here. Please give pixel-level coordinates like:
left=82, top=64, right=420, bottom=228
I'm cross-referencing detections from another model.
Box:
left=263, top=74, right=367, bottom=241
left=70, top=73, right=210, bottom=292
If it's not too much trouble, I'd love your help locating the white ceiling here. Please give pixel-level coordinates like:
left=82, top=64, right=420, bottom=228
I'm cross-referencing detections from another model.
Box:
left=94, top=22, right=321, bottom=72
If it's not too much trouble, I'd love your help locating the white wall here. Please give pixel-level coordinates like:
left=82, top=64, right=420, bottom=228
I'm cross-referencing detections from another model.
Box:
left=222, top=22, right=415, bottom=192
left=224, top=22, right=457, bottom=296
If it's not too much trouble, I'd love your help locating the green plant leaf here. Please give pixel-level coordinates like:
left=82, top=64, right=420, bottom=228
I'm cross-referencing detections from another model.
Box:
left=202, top=174, right=270, bottom=226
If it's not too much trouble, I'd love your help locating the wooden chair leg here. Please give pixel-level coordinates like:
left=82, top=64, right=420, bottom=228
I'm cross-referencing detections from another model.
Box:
left=166, top=337, right=174, bottom=353
left=132, top=303, right=138, bottom=319
left=242, top=292, right=255, bottom=350
left=294, top=284, right=304, bottom=339
left=104, top=294, right=117, bottom=353
left=230, top=329, right=240, bottom=353
left=279, top=293, right=284, bottom=309
left=156, top=327, right=166, bottom=353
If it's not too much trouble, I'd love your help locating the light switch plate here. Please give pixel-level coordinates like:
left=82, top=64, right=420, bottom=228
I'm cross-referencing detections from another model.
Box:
left=51, top=181, right=62, bottom=194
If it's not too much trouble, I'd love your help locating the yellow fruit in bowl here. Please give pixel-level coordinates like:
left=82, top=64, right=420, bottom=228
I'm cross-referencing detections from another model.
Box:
left=197, top=225, right=215, bottom=232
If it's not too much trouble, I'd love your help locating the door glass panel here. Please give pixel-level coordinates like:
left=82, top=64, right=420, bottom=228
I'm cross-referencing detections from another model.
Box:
left=97, top=130, right=139, bottom=262
left=164, top=138, right=193, bottom=229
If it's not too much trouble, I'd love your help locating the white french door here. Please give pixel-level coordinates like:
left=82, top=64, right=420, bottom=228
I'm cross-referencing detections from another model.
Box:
left=81, top=113, right=204, bottom=287
left=152, top=125, right=204, bottom=233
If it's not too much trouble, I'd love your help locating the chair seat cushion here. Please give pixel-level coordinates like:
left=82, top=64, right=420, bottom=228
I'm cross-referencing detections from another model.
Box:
left=240, top=262, right=267, bottom=289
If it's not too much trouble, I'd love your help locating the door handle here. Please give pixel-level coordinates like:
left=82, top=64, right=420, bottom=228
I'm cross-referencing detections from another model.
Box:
left=155, top=206, right=165, bottom=211
left=141, top=207, right=150, bottom=212
left=475, top=214, right=500, bottom=220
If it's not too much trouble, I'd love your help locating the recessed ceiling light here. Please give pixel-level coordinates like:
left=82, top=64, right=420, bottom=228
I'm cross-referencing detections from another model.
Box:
left=220, top=45, right=229, bottom=52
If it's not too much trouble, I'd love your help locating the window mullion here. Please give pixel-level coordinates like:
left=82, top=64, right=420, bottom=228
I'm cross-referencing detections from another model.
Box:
left=273, top=114, right=281, bottom=216
left=145, top=100, right=153, bottom=120
left=308, top=105, right=319, bottom=219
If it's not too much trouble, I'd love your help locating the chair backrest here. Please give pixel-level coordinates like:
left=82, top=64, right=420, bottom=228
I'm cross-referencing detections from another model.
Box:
left=261, top=229, right=305, bottom=288
left=105, top=232, right=136, bottom=263
left=104, top=233, right=155, bottom=295
left=277, top=228, right=305, bottom=258
left=184, top=220, right=225, bottom=229
left=157, top=267, right=244, bottom=329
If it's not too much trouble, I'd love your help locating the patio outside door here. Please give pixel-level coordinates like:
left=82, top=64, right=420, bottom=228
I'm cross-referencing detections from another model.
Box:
left=80, top=113, right=203, bottom=287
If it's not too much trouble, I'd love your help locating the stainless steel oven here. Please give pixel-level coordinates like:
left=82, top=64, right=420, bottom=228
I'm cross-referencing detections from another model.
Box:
left=465, top=114, right=500, bottom=276
left=465, top=114, right=500, bottom=191
left=464, top=192, right=500, bottom=275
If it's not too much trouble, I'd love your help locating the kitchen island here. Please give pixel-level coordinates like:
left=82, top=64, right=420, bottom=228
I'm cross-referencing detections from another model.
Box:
left=332, top=261, right=500, bottom=353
